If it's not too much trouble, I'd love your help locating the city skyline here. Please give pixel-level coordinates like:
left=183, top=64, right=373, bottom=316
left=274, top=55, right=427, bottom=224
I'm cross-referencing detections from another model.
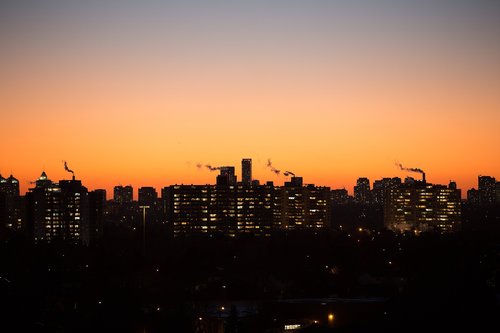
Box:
left=2, top=2, right=499, bottom=331
left=2, top=1, right=500, bottom=198
left=1, top=159, right=497, bottom=198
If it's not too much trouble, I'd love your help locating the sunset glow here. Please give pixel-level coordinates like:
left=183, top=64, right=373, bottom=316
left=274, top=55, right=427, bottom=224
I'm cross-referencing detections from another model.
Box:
left=1, top=1, right=499, bottom=196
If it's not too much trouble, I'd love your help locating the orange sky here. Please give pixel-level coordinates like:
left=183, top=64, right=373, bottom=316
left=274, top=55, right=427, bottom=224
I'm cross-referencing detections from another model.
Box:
left=1, top=1, right=499, bottom=197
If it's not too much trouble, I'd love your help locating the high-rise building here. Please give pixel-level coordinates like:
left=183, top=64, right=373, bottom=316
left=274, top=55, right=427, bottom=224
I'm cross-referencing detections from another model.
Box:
left=0, top=193, right=5, bottom=229
left=138, top=187, right=158, bottom=207
left=331, top=189, right=349, bottom=204
left=139, top=186, right=159, bottom=223
left=0, top=174, right=23, bottom=230
left=26, top=172, right=90, bottom=244
left=385, top=181, right=461, bottom=233
left=26, top=173, right=61, bottom=242
left=170, top=185, right=216, bottom=236
left=89, top=189, right=106, bottom=242
left=404, top=177, right=417, bottom=185
left=467, top=188, right=480, bottom=204
left=59, top=179, right=90, bottom=244
left=35, top=171, right=52, bottom=188
left=212, top=185, right=238, bottom=236
left=216, top=166, right=237, bottom=186
left=285, top=176, right=303, bottom=187
left=169, top=177, right=330, bottom=236
left=372, top=177, right=401, bottom=205
left=242, top=158, right=252, bottom=186
left=236, top=184, right=273, bottom=235
left=0, top=174, right=20, bottom=196
left=496, top=182, right=500, bottom=203
left=273, top=180, right=330, bottom=230
left=354, top=177, right=371, bottom=204
left=113, top=185, right=133, bottom=204
left=0, top=174, right=6, bottom=191
left=161, top=187, right=171, bottom=222
left=478, top=175, right=496, bottom=204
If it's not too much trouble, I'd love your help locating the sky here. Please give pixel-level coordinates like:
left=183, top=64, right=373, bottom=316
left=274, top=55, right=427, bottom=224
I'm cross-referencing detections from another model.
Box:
left=1, top=0, right=499, bottom=197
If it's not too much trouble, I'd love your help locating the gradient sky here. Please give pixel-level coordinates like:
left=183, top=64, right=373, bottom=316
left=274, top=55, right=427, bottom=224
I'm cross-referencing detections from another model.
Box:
left=1, top=0, right=499, bottom=197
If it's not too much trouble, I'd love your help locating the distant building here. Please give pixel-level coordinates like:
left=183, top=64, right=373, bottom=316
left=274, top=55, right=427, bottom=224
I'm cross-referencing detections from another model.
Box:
left=236, top=184, right=273, bottom=235
left=242, top=159, right=252, bottom=186
left=161, top=187, right=171, bottom=222
left=273, top=180, right=330, bottom=230
left=113, top=185, right=133, bottom=204
left=331, top=189, right=349, bottom=204
left=385, top=180, right=461, bottom=233
left=478, top=175, right=496, bottom=204
left=170, top=185, right=222, bottom=236
left=404, top=177, right=416, bottom=185
left=212, top=185, right=238, bottom=235
left=138, top=186, right=160, bottom=224
left=467, top=188, right=480, bottom=204
left=217, top=166, right=237, bottom=186
left=60, top=179, right=90, bottom=244
left=0, top=174, right=23, bottom=230
left=497, top=182, right=500, bottom=203
left=138, top=187, right=158, bottom=207
left=169, top=177, right=330, bottom=236
left=284, top=176, right=303, bottom=188
left=26, top=172, right=91, bottom=244
left=372, top=177, right=401, bottom=205
left=354, top=178, right=371, bottom=204
left=0, top=174, right=20, bottom=196
left=89, top=189, right=106, bottom=242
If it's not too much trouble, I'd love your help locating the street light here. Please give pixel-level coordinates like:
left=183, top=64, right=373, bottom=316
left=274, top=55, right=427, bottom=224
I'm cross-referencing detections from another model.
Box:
left=328, top=313, right=335, bottom=327
left=219, top=306, right=225, bottom=318
left=139, top=205, right=150, bottom=256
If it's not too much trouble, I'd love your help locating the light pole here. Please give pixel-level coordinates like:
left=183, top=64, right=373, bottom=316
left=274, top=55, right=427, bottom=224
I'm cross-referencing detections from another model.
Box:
left=139, top=205, right=150, bottom=256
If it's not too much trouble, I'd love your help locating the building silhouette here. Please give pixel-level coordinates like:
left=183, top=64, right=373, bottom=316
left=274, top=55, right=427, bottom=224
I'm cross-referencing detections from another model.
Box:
left=331, top=189, right=349, bottom=204
left=170, top=185, right=210, bottom=236
left=372, top=177, right=401, bottom=205
left=497, top=181, right=500, bottom=203
left=273, top=178, right=330, bottom=230
left=217, top=166, right=237, bottom=186
left=138, top=186, right=158, bottom=207
left=466, top=175, right=498, bottom=205
left=114, top=185, right=133, bottom=204
left=384, top=180, right=461, bottom=233
left=60, top=179, right=90, bottom=244
left=478, top=175, right=496, bottom=204
left=354, top=177, right=371, bottom=204
left=139, top=186, right=160, bottom=223
left=26, top=172, right=91, bottom=244
left=4, top=162, right=488, bottom=240
left=169, top=175, right=330, bottom=236
left=467, top=188, right=480, bottom=204
left=236, top=183, right=273, bottom=235
left=242, top=158, right=252, bottom=186
left=161, top=186, right=171, bottom=223
left=89, top=189, right=106, bottom=243
left=0, top=174, right=23, bottom=230
left=284, top=176, right=303, bottom=188
left=0, top=174, right=20, bottom=196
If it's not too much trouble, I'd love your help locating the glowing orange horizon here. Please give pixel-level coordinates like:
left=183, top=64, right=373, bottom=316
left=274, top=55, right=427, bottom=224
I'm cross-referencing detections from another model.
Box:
left=5, top=157, right=495, bottom=200
left=1, top=2, right=499, bottom=198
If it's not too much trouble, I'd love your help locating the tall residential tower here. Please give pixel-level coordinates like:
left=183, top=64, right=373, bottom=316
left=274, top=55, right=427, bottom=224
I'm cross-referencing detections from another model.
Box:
left=242, top=158, right=252, bottom=186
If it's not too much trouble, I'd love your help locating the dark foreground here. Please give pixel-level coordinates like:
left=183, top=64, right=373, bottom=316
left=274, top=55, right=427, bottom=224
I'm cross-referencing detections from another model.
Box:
left=1, top=226, right=499, bottom=332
